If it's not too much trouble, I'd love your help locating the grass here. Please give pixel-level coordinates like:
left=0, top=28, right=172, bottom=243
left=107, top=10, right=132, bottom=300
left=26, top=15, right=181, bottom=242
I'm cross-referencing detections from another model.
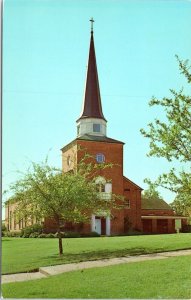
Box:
left=2, top=233, right=191, bottom=274
left=2, top=255, right=191, bottom=298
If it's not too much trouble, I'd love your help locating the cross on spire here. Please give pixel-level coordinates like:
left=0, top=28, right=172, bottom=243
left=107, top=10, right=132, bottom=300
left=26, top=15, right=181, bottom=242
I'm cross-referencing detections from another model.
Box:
left=90, top=17, right=94, bottom=33
left=77, top=17, right=106, bottom=124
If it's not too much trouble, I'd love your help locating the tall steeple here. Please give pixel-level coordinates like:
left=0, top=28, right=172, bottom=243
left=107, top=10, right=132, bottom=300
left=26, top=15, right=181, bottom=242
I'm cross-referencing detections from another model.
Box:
left=76, top=19, right=107, bottom=137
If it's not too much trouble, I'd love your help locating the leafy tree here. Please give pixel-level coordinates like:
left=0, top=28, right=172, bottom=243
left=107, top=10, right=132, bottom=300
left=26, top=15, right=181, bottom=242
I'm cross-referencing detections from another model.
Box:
left=142, top=184, right=164, bottom=202
left=140, top=56, right=191, bottom=213
left=171, top=193, right=191, bottom=217
left=5, top=155, right=121, bottom=255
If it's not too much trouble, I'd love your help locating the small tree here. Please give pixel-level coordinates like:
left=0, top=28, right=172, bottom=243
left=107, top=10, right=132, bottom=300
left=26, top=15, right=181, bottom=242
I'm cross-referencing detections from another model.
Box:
left=140, top=56, right=191, bottom=214
left=5, top=156, right=122, bottom=255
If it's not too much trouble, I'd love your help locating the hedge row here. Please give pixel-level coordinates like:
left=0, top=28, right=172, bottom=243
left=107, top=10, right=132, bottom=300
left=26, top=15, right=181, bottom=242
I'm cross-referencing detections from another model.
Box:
left=3, top=231, right=100, bottom=238
left=2, top=224, right=101, bottom=238
left=3, top=226, right=100, bottom=238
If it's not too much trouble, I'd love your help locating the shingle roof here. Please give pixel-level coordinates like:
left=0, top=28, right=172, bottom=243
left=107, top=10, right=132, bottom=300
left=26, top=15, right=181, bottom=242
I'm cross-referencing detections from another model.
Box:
left=61, top=134, right=124, bottom=152
left=77, top=31, right=106, bottom=122
left=77, top=134, right=124, bottom=144
left=142, top=197, right=173, bottom=210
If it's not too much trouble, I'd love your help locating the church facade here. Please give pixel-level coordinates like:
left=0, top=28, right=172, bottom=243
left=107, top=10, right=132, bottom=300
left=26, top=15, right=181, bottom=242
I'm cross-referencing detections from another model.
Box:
left=5, top=21, right=187, bottom=235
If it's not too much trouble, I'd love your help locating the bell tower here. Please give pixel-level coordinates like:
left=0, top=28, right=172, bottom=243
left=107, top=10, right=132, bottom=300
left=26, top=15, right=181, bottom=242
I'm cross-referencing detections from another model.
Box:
left=76, top=18, right=107, bottom=137
left=61, top=19, right=143, bottom=236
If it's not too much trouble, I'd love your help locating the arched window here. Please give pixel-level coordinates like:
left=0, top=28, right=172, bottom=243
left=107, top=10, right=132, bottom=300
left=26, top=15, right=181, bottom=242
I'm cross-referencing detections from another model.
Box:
left=95, top=176, right=106, bottom=193
left=96, top=153, right=105, bottom=163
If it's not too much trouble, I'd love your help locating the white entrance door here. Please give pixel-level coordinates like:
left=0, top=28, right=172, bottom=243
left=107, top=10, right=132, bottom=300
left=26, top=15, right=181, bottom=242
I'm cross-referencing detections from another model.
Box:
left=95, top=219, right=101, bottom=234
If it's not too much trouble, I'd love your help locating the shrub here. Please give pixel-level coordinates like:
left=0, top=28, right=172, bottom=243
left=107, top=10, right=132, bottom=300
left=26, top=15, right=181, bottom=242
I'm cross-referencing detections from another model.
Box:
left=45, top=233, right=55, bottom=238
left=2, top=223, right=7, bottom=232
left=29, top=232, right=39, bottom=238
left=22, top=233, right=30, bottom=238
left=1, top=223, right=8, bottom=237
left=54, top=232, right=58, bottom=238
left=181, top=225, right=191, bottom=233
left=54, top=231, right=65, bottom=238
left=54, top=231, right=81, bottom=238
left=81, top=231, right=100, bottom=237
left=127, top=230, right=143, bottom=236
left=38, top=233, right=47, bottom=238
left=21, top=224, right=43, bottom=238
left=5, top=231, right=21, bottom=237
left=54, top=232, right=65, bottom=238
left=64, top=231, right=81, bottom=238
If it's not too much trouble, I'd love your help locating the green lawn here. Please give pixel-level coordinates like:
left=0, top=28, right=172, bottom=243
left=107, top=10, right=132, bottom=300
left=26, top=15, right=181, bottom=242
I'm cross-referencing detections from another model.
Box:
left=2, top=255, right=191, bottom=298
left=2, top=233, right=191, bottom=274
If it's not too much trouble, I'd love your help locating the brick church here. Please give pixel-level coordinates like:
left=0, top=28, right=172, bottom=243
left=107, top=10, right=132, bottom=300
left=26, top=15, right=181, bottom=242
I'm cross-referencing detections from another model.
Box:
left=5, top=20, right=187, bottom=235
left=53, top=20, right=186, bottom=235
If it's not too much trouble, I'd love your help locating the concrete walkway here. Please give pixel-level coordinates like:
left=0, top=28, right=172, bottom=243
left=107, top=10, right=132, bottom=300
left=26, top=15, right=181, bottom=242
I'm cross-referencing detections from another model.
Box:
left=2, top=249, right=191, bottom=284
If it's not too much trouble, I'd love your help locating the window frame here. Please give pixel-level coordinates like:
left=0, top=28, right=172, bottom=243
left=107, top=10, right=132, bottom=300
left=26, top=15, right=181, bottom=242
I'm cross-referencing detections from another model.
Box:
left=93, top=123, right=101, bottom=133
left=96, top=183, right=105, bottom=193
left=96, top=153, right=105, bottom=163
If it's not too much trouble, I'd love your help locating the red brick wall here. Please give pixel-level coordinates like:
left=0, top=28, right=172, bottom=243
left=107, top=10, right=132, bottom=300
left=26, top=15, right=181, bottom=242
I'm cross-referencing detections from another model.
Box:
left=123, top=177, right=142, bottom=232
left=76, top=140, right=126, bottom=235
left=62, top=143, right=77, bottom=173
left=44, top=217, right=91, bottom=234
left=43, top=218, right=58, bottom=233
left=76, top=140, right=124, bottom=185
left=60, top=139, right=143, bottom=235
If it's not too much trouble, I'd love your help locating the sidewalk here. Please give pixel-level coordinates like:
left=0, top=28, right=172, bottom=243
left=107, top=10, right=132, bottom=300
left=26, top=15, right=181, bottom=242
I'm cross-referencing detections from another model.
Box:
left=2, top=248, right=191, bottom=284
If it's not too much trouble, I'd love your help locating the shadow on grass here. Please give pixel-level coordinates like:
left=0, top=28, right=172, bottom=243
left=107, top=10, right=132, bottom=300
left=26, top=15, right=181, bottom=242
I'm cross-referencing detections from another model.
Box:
left=3, top=247, right=167, bottom=274
left=41, top=247, right=165, bottom=265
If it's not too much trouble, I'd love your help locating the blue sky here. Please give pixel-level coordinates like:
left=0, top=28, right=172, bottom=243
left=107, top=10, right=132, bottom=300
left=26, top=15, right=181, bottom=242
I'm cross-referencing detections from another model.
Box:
left=2, top=0, right=191, bottom=217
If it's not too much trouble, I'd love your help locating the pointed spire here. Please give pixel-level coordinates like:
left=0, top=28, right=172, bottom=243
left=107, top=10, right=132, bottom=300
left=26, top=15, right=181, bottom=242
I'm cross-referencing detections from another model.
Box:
left=77, top=19, right=106, bottom=122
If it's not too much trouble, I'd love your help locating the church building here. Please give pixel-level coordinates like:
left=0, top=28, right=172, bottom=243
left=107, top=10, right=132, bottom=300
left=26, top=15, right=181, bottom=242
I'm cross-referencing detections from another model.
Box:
left=47, top=19, right=143, bottom=235
left=5, top=20, right=187, bottom=235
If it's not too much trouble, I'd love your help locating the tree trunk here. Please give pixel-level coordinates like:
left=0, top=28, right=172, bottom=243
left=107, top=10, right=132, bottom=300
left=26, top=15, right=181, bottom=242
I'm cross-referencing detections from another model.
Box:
left=57, top=225, right=63, bottom=255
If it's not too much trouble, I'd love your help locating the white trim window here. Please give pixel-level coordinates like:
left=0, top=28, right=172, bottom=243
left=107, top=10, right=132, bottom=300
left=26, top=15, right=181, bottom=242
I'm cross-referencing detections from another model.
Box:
left=105, top=183, right=112, bottom=193
left=95, top=176, right=106, bottom=193
left=95, top=177, right=112, bottom=201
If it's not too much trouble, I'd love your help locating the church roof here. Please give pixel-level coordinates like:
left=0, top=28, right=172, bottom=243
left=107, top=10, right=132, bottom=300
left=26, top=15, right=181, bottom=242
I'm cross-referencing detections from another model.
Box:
left=61, top=134, right=124, bottom=152
left=142, top=197, right=173, bottom=210
left=123, top=176, right=143, bottom=190
left=77, top=22, right=106, bottom=122
left=77, top=134, right=124, bottom=144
